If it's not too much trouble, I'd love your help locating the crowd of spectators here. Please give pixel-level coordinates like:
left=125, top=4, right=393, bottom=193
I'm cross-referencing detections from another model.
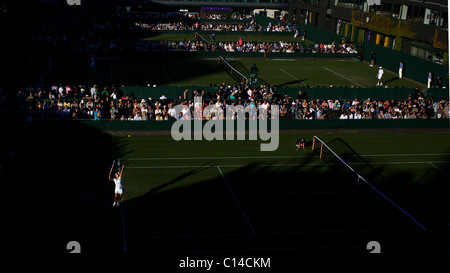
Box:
left=215, top=40, right=303, bottom=53
left=184, top=13, right=254, bottom=21
left=310, top=42, right=358, bottom=54
left=128, top=11, right=291, bottom=33
left=134, top=21, right=283, bottom=32
left=15, top=84, right=449, bottom=122
left=133, top=21, right=189, bottom=31
left=143, top=39, right=305, bottom=53
left=108, top=38, right=359, bottom=54
left=195, top=22, right=261, bottom=32
left=41, top=10, right=302, bottom=53
left=55, top=37, right=359, bottom=54
left=133, top=14, right=292, bottom=33
left=35, top=8, right=358, bottom=55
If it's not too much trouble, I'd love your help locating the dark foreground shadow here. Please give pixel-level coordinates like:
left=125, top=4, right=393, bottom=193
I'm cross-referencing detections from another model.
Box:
left=3, top=120, right=127, bottom=255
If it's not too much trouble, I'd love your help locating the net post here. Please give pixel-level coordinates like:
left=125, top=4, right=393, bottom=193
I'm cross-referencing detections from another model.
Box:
left=319, top=142, right=323, bottom=159
left=312, top=136, right=316, bottom=150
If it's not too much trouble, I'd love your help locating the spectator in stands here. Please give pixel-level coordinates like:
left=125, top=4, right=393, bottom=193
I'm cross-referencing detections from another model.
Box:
left=398, top=61, right=404, bottom=79
left=436, top=75, right=443, bottom=88
left=110, top=105, right=118, bottom=120
left=427, top=72, right=433, bottom=88
left=370, top=51, right=376, bottom=67
left=15, top=81, right=449, bottom=122
left=94, top=107, right=101, bottom=120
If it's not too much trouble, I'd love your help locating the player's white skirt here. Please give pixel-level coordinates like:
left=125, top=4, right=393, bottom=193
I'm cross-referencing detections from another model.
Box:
left=115, top=186, right=123, bottom=194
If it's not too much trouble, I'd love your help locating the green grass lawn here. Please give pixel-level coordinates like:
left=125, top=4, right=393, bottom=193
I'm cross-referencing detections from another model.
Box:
left=115, top=131, right=450, bottom=253
left=20, top=119, right=446, bottom=255
left=119, top=132, right=450, bottom=199
left=99, top=57, right=423, bottom=88
left=9, top=120, right=448, bottom=257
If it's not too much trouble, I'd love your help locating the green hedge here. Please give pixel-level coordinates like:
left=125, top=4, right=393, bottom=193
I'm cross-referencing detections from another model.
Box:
left=78, top=119, right=449, bottom=131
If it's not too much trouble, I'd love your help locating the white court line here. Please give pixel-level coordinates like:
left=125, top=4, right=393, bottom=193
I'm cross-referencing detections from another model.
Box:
left=124, top=155, right=307, bottom=161
left=128, top=226, right=417, bottom=240
left=122, top=154, right=450, bottom=161
left=258, top=66, right=325, bottom=71
left=323, top=67, right=365, bottom=87
left=201, top=75, right=294, bottom=78
left=126, top=164, right=319, bottom=169
left=120, top=205, right=128, bottom=254
left=280, top=68, right=307, bottom=86
left=162, top=68, right=174, bottom=86
left=239, top=187, right=450, bottom=198
left=160, top=66, right=325, bottom=71
left=280, top=68, right=298, bottom=80
left=217, top=166, right=256, bottom=234
left=428, top=162, right=450, bottom=177
left=125, top=161, right=450, bottom=169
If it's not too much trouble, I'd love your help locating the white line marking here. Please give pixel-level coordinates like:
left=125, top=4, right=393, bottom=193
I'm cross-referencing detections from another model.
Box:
left=280, top=68, right=298, bottom=80
left=125, top=155, right=305, bottom=161
left=128, top=226, right=417, bottom=240
left=281, top=69, right=307, bottom=86
left=197, top=75, right=294, bottom=78
left=323, top=67, right=365, bottom=87
left=122, top=154, right=450, bottom=161
left=125, top=161, right=450, bottom=169
left=117, top=158, right=128, bottom=254
left=428, top=162, right=450, bottom=177
left=280, top=68, right=306, bottom=86
left=357, top=153, right=450, bottom=157
left=120, top=205, right=128, bottom=254
left=217, top=166, right=256, bottom=235
left=263, top=67, right=325, bottom=70
left=162, top=68, right=174, bottom=86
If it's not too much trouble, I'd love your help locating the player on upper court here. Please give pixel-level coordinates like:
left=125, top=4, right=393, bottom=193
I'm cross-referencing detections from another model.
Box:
left=296, top=137, right=306, bottom=150
left=109, top=164, right=125, bottom=206
left=376, top=66, right=384, bottom=86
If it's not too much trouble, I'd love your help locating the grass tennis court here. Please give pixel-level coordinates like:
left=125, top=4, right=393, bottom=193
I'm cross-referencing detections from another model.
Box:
left=97, top=57, right=424, bottom=88
left=112, top=131, right=449, bottom=254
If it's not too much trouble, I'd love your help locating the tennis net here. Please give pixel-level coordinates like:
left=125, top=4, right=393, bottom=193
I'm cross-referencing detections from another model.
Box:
left=218, top=56, right=248, bottom=84
left=194, top=32, right=211, bottom=51
left=312, top=135, right=428, bottom=231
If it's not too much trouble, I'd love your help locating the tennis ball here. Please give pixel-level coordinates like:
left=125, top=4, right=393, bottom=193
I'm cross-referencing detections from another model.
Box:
left=128, top=135, right=130, bottom=138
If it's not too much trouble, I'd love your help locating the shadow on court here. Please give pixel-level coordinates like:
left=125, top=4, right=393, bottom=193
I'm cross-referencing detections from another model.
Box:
left=120, top=149, right=450, bottom=255
left=384, top=76, right=401, bottom=85
left=5, top=120, right=127, bottom=254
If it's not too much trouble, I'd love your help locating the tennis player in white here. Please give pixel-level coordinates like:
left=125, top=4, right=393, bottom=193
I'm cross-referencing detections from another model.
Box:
left=376, top=66, right=384, bottom=86
left=109, top=164, right=125, bottom=206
